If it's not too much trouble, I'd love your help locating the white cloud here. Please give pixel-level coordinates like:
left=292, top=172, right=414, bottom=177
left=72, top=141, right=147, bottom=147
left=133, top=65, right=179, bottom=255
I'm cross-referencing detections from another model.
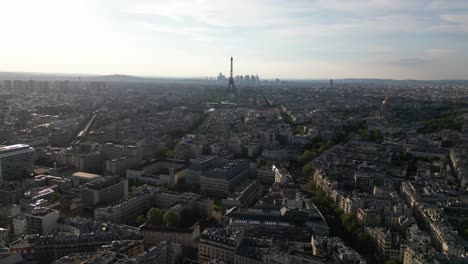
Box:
left=439, top=13, right=468, bottom=32
left=426, top=0, right=468, bottom=10
left=124, top=0, right=468, bottom=37
left=424, top=48, right=456, bottom=57
left=0, top=0, right=467, bottom=79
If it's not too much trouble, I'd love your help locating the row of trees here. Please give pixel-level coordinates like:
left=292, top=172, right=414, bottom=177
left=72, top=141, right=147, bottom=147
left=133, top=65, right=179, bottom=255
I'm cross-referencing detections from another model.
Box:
left=137, top=208, right=181, bottom=227
left=137, top=207, right=199, bottom=228
left=358, top=128, right=383, bottom=142
left=299, top=121, right=368, bottom=177
left=299, top=138, right=336, bottom=176
left=299, top=137, right=337, bottom=162
left=297, top=121, right=377, bottom=260
left=308, top=182, right=374, bottom=256
left=452, top=218, right=468, bottom=241
left=418, top=115, right=462, bottom=134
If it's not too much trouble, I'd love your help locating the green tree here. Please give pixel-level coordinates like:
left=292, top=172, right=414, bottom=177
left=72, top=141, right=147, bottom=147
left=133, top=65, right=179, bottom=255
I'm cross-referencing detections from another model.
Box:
left=318, top=141, right=333, bottom=153
left=136, top=214, right=146, bottom=226
left=418, top=116, right=462, bottom=134
left=299, top=150, right=316, bottom=163
left=308, top=181, right=375, bottom=256
left=164, top=149, right=175, bottom=159
left=256, top=159, right=267, bottom=168
left=402, top=152, right=413, bottom=161
left=357, top=232, right=371, bottom=243
left=303, top=162, right=316, bottom=175
left=180, top=207, right=199, bottom=228
left=146, top=208, right=164, bottom=226
left=50, top=192, right=61, bottom=203
left=340, top=213, right=353, bottom=226
left=163, top=210, right=181, bottom=228
left=128, top=179, right=141, bottom=189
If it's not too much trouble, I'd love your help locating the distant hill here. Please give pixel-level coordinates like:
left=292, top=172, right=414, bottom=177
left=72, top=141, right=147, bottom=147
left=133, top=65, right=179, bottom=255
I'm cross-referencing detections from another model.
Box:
left=0, top=71, right=90, bottom=81
left=81, top=74, right=160, bottom=82
left=0, top=72, right=204, bottom=83
left=0, top=72, right=154, bottom=82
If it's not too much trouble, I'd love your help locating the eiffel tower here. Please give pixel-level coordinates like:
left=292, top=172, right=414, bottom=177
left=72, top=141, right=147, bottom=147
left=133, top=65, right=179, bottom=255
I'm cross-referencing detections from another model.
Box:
left=227, top=57, right=236, bottom=96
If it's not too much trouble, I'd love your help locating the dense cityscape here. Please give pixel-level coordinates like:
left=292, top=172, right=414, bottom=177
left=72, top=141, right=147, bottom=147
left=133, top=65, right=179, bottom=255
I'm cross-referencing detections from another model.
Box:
left=3, top=0, right=468, bottom=262
left=0, top=63, right=467, bottom=264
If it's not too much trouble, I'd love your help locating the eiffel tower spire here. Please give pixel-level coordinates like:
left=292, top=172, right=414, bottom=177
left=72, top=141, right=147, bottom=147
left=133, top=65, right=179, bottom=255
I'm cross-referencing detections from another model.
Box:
left=227, top=57, right=236, bottom=95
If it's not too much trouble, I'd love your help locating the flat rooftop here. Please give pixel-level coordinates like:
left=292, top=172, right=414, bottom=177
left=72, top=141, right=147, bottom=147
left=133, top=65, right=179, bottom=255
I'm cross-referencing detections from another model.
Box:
left=72, top=172, right=102, bottom=179
left=204, top=159, right=250, bottom=180
left=83, top=176, right=123, bottom=191
left=0, top=144, right=32, bottom=154
left=29, top=207, right=57, bottom=217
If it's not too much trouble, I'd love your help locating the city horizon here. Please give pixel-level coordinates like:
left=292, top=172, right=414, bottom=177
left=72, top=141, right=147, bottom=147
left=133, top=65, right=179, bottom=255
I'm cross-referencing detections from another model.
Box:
left=1, top=70, right=468, bottom=82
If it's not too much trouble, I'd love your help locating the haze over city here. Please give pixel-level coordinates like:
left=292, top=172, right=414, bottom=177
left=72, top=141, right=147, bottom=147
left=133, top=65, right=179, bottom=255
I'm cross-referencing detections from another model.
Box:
left=1, top=0, right=468, bottom=79
left=2, top=1, right=468, bottom=264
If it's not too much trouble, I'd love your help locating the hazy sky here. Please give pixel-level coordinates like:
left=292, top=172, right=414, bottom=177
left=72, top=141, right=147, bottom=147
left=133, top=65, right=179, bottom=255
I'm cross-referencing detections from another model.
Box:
left=1, top=0, right=467, bottom=79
